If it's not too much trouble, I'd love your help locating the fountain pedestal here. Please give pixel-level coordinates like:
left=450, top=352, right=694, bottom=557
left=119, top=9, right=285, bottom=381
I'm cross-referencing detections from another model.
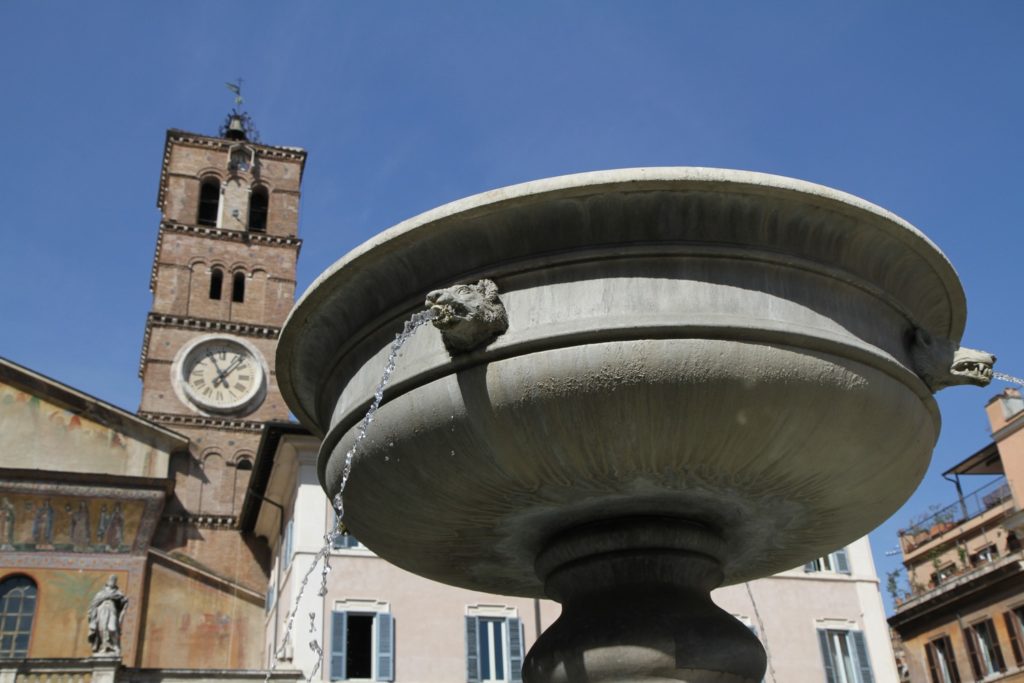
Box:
left=277, top=168, right=992, bottom=682
left=527, top=518, right=765, bottom=682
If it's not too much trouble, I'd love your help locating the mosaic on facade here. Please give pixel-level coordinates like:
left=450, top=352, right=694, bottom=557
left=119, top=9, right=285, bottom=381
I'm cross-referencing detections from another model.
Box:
left=0, top=491, right=146, bottom=553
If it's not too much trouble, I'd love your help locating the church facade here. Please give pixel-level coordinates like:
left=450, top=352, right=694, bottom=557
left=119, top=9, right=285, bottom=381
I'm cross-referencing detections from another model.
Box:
left=0, top=112, right=305, bottom=681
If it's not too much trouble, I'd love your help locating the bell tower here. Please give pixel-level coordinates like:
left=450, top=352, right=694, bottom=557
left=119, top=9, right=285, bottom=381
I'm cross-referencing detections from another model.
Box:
left=135, top=106, right=306, bottom=668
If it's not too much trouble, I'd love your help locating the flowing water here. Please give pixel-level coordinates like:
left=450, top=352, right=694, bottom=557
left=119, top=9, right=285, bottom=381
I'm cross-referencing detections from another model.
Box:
left=265, top=309, right=437, bottom=682
left=994, top=371, right=1024, bottom=388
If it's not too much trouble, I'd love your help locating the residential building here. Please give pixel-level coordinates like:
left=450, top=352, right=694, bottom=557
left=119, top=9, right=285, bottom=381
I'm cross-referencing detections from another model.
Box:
left=888, top=388, right=1024, bottom=682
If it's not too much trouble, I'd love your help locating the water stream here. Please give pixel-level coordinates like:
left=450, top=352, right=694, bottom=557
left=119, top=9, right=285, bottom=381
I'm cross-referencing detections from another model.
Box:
left=994, top=371, right=1024, bottom=388
left=266, top=309, right=436, bottom=682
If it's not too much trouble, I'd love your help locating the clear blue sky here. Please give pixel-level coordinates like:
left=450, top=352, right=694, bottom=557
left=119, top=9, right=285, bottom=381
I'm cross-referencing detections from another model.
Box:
left=2, top=2, right=1022, bottom=614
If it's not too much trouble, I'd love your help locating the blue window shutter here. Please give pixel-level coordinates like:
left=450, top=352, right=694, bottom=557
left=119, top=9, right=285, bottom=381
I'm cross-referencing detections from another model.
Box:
left=508, top=617, right=524, bottom=682
left=330, top=611, right=347, bottom=681
left=834, top=548, right=850, bottom=574
left=466, top=616, right=480, bottom=683
left=283, top=519, right=294, bottom=569
left=376, top=613, right=394, bottom=681
left=850, top=631, right=874, bottom=683
left=818, top=629, right=837, bottom=683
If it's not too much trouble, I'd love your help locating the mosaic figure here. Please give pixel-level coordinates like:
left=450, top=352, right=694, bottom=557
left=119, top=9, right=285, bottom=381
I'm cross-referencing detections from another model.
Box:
left=70, top=501, right=91, bottom=550
left=104, top=502, right=124, bottom=550
left=32, top=498, right=54, bottom=546
left=0, top=497, right=14, bottom=549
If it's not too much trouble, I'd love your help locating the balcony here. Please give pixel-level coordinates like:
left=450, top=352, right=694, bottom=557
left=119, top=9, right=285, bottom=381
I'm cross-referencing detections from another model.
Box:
left=898, top=477, right=1014, bottom=557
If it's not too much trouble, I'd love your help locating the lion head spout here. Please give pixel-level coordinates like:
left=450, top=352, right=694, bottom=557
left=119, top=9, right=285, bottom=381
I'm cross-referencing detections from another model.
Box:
left=424, top=279, right=509, bottom=353
left=910, top=328, right=995, bottom=392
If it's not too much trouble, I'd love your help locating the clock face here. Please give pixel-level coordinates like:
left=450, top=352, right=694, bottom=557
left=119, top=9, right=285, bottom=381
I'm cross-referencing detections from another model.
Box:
left=179, top=337, right=266, bottom=414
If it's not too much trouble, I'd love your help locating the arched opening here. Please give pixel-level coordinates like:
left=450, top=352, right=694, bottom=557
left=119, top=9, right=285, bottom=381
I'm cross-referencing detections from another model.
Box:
left=232, top=272, right=246, bottom=303
left=209, top=267, right=224, bottom=300
left=248, top=186, right=268, bottom=232
left=198, top=178, right=221, bottom=226
left=0, top=575, right=37, bottom=657
left=236, top=457, right=254, bottom=471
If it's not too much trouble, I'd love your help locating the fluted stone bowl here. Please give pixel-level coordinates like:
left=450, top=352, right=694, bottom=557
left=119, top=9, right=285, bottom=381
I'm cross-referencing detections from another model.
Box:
left=278, top=168, right=962, bottom=596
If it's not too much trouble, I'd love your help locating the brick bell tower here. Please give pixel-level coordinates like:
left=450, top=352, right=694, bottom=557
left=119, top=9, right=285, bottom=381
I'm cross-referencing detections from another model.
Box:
left=136, top=106, right=305, bottom=668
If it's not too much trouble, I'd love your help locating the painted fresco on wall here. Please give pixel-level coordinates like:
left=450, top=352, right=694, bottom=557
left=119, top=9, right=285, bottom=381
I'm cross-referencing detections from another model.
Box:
left=0, top=491, right=148, bottom=553
left=140, top=560, right=262, bottom=669
left=0, top=381, right=167, bottom=478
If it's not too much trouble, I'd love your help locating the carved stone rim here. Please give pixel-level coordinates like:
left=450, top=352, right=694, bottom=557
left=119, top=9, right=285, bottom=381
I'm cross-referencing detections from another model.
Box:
left=279, top=167, right=966, bottom=433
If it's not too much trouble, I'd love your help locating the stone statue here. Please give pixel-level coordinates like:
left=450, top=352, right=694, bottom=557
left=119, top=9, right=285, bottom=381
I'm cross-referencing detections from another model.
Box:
left=424, top=279, right=509, bottom=353
left=88, top=575, right=128, bottom=657
left=910, top=328, right=995, bottom=392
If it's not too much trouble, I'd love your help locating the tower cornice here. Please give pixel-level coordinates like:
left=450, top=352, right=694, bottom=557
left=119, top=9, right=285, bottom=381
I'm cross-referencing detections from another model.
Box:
left=156, top=128, right=307, bottom=211
left=138, top=410, right=266, bottom=434
left=149, top=221, right=302, bottom=292
left=138, top=312, right=281, bottom=378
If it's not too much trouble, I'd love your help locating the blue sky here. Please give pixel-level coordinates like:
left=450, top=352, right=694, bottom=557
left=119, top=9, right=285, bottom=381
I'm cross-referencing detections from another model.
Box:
left=1, top=2, right=1022, bottom=614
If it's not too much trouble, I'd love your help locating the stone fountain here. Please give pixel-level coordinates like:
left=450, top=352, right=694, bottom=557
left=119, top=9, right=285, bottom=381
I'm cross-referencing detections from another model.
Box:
left=276, top=168, right=994, bottom=682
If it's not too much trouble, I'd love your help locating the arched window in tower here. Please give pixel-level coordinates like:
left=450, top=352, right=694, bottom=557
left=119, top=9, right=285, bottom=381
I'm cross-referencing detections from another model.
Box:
left=248, top=186, right=269, bottom=232
left=198, top=178, right=221, bottom=226
left=0, top=575, right=37, bottom=658
left=209, top=267, right=224, bottom=300
left=232, top=272, right=245, bottom=303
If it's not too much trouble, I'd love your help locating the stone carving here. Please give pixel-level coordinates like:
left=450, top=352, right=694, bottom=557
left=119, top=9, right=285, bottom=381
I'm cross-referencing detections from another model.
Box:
left=911, top=328, right=995, bottom=392
left=424, top=279, right=509, bottom=353
left=88, top=575, right=128, bottom=657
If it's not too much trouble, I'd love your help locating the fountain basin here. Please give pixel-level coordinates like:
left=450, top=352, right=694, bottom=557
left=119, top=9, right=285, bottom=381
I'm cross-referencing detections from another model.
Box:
left=278, top=167, right=969, bottom=678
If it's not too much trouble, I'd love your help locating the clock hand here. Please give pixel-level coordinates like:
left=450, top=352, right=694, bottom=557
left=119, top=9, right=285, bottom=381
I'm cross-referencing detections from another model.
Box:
left=207, top=353, right=230, bottom=387
left=221, top=356, right=245, bottom=378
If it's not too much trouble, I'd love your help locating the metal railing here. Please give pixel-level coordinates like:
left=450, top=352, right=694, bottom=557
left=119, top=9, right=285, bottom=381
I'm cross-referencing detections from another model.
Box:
left=898, top=477, right=1013, bottom=552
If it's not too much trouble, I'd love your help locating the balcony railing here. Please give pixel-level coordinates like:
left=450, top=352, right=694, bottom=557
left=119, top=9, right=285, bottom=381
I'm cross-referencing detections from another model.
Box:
left=898, top=477, right=1013, bottom=553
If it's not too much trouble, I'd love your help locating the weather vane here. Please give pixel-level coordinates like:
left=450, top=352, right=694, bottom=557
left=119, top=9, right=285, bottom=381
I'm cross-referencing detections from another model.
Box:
left=219, top=78, right=260, bottom=143
left=225, top=78, right=244, bottom=107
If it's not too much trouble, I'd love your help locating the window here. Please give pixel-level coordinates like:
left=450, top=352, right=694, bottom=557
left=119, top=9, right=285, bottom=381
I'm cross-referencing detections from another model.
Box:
left=466, top=614, right=523, bottom=682
left=265, top=581, right=275, bottom=614
left=805, top=547, right=850, bottom=574
left=1005, top=607, right=1024, bottom=668
left=249, top=186, right=268, bottom=232
left=0, top=575, right=37, bottom=657
left=281, top=519, right=294, bottom=571
left=817, top=629, right=873, bottom=683
left=198, top=178, right=221, bottom=226
left=969, top=545, right=998, bottom=567
left=330, top=510, right=364, bottom=550
left=925, top=636, right=961, bottom=683
left=330, top=610, right=394, bottom=681
left=236, top=457, right=253, bottom=471
left=964, top=618, right=1006, bottom=679
left=209, top=267, right=224, bottom=300
left=232, top=272, right=245, bottom=303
